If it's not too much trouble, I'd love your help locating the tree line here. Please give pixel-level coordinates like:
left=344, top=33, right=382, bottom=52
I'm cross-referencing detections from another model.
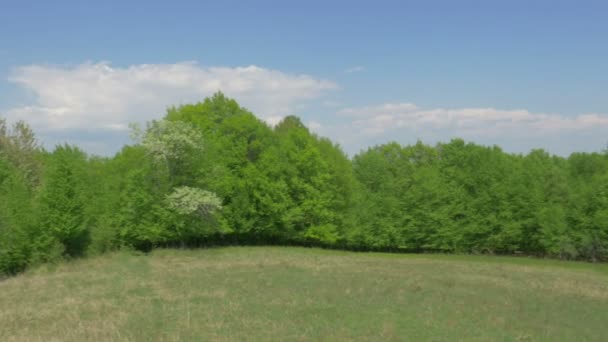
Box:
left=1, top=93, right=607, bottom=274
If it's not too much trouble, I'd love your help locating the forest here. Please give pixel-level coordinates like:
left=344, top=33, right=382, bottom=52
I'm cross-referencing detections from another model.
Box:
left=1, top=93, right=607, bottom=275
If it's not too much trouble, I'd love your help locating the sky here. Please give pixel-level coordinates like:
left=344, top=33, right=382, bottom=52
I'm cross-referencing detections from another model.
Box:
left=1, top=0, right=607, bottom=156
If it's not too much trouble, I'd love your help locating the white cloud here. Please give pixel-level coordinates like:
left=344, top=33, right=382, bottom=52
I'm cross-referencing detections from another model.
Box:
left=4, top=61, right=337, bottom=154
left=322, top=100, right=342, bottom=108
left=325, top=103, right=608, bottom=155
left=345, top=66, right=365, bottom=74
left=337, top=104, right=608, bottom=135
left=4, top=62, right=606, bottom=157
left=307, top=120, right=322, bottom=131
left=263, top=116, right=284, bottom=127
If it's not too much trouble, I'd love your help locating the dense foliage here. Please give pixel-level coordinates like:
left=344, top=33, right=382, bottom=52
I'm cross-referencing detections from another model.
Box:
left=1, top=94, right=607, bottom=274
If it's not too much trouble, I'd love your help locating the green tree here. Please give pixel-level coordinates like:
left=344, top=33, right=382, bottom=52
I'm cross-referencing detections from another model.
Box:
left=0, top=158, right=36, bottom=273
left=39, top=145, right=90, bottom=257
left=117, top=167, right=169, bottom=251
left=0, top=119, right=43, bottom=188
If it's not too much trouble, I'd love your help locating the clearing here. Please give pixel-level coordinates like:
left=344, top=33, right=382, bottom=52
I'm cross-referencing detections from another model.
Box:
left=1, top=247, right=607, bottom=341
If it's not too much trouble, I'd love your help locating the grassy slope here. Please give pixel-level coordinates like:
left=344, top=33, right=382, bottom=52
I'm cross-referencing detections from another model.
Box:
left=1, top=247, right=607, bottom=341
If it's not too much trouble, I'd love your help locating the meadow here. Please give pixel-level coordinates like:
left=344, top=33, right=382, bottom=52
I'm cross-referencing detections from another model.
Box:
left=2, top=247, right=607, bottom=341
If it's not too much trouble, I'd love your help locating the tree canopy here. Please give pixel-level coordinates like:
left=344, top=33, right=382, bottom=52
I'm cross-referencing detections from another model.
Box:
left=1, top=93, right=607, bottom=275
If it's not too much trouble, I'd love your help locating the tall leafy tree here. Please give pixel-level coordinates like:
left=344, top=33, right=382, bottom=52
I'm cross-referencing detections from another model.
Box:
left=39, top=145, right=89, bottom=257
left=0, top=158, right=36, bottom=273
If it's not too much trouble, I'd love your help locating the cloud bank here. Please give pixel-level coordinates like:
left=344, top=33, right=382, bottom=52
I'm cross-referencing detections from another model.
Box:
left=4, top=62, right=337, bottom=154
left=317, top=103, right=608, bottom=155
left=3, top=62, right=607, bottom=156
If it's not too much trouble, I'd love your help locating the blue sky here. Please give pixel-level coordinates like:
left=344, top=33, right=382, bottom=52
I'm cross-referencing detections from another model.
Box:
left=1, top=0, right=607, bottom=156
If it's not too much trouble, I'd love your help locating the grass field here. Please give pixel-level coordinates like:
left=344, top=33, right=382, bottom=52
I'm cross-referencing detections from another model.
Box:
left=1, top=247, right=607, bottom=341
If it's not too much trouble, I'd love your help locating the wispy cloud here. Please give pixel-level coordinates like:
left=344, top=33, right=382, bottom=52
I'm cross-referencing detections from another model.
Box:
left=344, top=66, right=365, bottom=74
left=5, top=61, right=337, bottom=154
left=307, top=120, right=322, bottom=131
left=321, top=103, right=608, bottom=155
left=337, top=103, right=608, bottom=135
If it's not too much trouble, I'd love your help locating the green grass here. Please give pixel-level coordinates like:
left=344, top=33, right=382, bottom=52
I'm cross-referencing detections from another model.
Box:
left=1, top=247, right=607, bottom=341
